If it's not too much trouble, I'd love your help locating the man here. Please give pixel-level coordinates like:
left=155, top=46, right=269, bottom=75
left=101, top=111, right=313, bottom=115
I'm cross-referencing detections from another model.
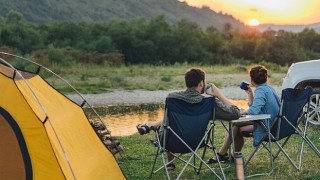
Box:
left=136, top=68, right=240, bottom=169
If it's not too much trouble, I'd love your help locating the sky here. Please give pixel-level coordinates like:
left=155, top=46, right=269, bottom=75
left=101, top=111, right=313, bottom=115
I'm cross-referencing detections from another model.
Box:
left=182, top=0, right=320, bottom=25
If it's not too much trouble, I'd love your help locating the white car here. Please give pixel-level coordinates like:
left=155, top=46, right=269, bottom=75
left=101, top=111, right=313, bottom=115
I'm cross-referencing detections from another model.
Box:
left=282, top=59, right=320, bottom=126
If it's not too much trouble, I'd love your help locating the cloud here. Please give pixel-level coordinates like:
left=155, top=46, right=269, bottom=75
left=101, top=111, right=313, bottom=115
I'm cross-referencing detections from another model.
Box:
left=249, top=8, right=258, bottom=13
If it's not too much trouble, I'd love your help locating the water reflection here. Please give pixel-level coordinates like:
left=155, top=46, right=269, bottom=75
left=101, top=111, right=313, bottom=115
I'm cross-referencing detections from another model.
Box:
left=88, top=100, right=248, bottom=137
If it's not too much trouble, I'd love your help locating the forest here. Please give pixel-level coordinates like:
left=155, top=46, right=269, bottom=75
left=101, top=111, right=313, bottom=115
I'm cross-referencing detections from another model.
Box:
left=1, top=11, right=320, bottom=67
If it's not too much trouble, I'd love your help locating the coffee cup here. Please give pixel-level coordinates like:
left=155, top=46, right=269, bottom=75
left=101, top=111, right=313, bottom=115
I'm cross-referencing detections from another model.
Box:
left=206, top=84, right=212, bottom=93
left=240, top=80, right=249, bottom=90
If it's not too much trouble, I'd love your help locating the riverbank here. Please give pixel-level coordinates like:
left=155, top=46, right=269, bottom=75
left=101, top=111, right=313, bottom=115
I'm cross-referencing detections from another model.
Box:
left=67, top=85, right=282, bottom=106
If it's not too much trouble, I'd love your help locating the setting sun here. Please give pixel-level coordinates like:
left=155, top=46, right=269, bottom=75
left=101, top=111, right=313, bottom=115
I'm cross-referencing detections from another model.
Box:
left=249, top=19, right=260, bottom=26
left=184, top=0, right=320, bottom=25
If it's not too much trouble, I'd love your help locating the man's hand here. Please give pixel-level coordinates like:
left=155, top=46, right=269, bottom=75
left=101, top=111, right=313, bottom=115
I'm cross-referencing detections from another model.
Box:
left=206, top=83, right=221, bottom=97
left=206, top=83, right=236, bottom=107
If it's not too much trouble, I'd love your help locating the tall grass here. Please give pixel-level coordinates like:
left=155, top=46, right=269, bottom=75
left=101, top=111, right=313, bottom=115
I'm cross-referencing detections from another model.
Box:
left=43, top=63, right=288, bottom=94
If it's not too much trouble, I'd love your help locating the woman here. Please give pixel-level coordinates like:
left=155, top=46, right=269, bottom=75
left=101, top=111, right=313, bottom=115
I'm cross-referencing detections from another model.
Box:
left=208, top=65, right=280, bottom=163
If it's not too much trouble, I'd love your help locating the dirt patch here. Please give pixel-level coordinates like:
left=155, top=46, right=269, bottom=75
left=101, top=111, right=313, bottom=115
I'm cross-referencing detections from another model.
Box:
left=68, top=85, right=282, bottom=106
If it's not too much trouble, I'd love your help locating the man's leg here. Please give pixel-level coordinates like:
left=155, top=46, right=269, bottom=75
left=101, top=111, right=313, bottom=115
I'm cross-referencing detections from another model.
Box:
left=207, top=125, right=240, bottom=164
left=166, top=152, right=175, bottom=170
left=136, top=120, right=162, bottom=135
left=167, top=152, right=174, bottom=162
left=146, top=120, right=162, bottom=129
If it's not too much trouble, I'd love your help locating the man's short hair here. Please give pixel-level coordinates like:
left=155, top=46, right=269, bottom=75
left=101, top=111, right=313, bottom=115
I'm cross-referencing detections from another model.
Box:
left=185, top=68, right=205, bottom=88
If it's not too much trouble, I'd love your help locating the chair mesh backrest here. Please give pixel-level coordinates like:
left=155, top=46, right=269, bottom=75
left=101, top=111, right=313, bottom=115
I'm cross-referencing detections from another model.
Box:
left=165, top=97, right=215, bottom=153
left=271, top=87, right=312, bottom=140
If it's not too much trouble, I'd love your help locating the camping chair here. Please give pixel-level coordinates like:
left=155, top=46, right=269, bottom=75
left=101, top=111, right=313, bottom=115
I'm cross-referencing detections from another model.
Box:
left=150, top=97, right=226, bottom=180
left=245, top=87, right=320, bottom=173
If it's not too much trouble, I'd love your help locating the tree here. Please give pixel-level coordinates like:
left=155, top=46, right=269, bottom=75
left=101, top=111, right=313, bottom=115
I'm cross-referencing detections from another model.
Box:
left=298, top=28, right=320, bottom=52
left=5, top=10, right=25, bottom=25
left=268, top=30, right=306, bottom=65
left=229, top=28, right=260, bottom=61
left=204, top=26, right=230, bottom=64
left=172, top=19, right=210, bottom=63
left=94, top=36, right=115, bottom=53
left=143, top=15, right=174, bottom=64
left=253, top=29, right=277, bottom=61
left=221, top=23, right=233, bottom=41
left=0, top=11, right=43, bottom=54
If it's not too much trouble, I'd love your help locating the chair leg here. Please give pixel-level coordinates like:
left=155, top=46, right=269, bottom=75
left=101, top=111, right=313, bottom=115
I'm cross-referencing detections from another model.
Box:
left=244, top=144, right=261, bottom=168
left=197, top=146, right=206, bottom=174
left=162, top=154, right=171, bottom=180
left=297, top=124, right=320, bottom=157
left=274, top=140, right=300, bottom=170
left=197, top=127, right=212, bottom=174
left=303, top=135, right=320, bottom=156
left=244, top=122, right=274, bottom=178
left=149, top=147, right=160, bottom=179
left=150, top=123, right=226, bottom=180
left=271, top=136, right=290, bottom=161
left=214, top=149, right=227, bottom=180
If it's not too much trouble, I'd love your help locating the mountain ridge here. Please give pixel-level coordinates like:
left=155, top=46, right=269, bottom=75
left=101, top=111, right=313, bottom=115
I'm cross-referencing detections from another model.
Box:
left=1, top=0, right=319, bottom=32
left=257, top=22, right=320, bottom=32
left=0, top=0, right=244, bottom=30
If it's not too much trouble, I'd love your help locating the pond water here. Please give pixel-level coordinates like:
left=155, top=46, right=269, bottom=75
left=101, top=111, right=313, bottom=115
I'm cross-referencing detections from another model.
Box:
left=90, top=100, right=248, bottom=137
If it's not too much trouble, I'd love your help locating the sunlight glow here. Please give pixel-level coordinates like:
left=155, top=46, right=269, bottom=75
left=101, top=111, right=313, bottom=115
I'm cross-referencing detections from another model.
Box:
left=183, top=0, right=320, bottom=24
left=249, top=19, right=260, bottom=26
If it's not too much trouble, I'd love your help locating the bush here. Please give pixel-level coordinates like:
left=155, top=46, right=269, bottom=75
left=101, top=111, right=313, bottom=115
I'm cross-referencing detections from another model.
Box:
left=161, top=76, right=171, bottom=82
left=47, top=46, right=74, bottom=66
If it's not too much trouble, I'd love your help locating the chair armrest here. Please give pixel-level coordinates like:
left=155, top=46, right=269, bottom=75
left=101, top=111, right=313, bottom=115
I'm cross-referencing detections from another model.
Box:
left=231, top=114, right=271, bottom=123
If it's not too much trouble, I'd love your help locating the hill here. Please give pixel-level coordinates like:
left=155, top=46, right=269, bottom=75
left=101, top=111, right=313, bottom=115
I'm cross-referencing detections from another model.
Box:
left=0, top=0, right=244, bottom=30
left=257, top=22, right=320, bottom=33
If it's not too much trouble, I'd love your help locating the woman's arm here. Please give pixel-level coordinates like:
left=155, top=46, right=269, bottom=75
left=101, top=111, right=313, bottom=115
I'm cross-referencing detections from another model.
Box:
left=247, top=88, right=267, bottom=115
left=246, top=86, right=254, bottom=105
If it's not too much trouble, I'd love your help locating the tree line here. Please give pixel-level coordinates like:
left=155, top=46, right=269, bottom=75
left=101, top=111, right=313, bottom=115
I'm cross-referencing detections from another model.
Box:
left=1, top=11, right=320, bottom=66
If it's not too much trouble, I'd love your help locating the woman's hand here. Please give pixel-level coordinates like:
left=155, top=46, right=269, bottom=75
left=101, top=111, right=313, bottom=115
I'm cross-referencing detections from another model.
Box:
left=245, top=86, right=254, bottom=103
left=245, top=86, right=253, bottom=95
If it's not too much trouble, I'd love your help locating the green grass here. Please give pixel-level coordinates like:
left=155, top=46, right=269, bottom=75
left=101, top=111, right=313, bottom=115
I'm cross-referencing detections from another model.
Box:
left=41, top=63, right=288, bottom=94
left=115, top=124, right=320, bottom=179
left=39, top=62, right=317, bottom=178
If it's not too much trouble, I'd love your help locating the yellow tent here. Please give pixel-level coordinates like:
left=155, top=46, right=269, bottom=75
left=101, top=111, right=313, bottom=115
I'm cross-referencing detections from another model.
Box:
left=0, top=54, right=125, bottom=180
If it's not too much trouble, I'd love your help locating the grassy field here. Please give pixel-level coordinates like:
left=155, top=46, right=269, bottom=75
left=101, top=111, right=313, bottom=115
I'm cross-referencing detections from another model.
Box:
left=116, top=123, right=320, bottom=179
left=17, top=59, right=319, bottom=178
left=8, top=56, right=319, bottom=179
left=39, top=62, right=288, bottom=94
left=45, top=63, right=316, bottom=179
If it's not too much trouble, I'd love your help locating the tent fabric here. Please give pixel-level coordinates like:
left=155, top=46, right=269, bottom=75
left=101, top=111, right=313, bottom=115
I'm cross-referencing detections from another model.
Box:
left=0, top=63, right=125, bottom=180
left=0, top=109, right=30, bottom=180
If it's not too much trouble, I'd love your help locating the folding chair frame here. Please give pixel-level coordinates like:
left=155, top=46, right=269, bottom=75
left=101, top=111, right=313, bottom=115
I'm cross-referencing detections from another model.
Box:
left=245, top=88, right=320, bottom=173
left=150, top=117, right=226, bottom=180
left=248, top=109, right=320, bottom=171
left=242, top=119, right=276, bottom=178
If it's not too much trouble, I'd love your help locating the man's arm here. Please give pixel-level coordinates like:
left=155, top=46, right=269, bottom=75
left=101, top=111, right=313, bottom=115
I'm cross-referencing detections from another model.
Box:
left=215, top=98, right=241, bottom=120
left=206, top=84, right=240, bottom=120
